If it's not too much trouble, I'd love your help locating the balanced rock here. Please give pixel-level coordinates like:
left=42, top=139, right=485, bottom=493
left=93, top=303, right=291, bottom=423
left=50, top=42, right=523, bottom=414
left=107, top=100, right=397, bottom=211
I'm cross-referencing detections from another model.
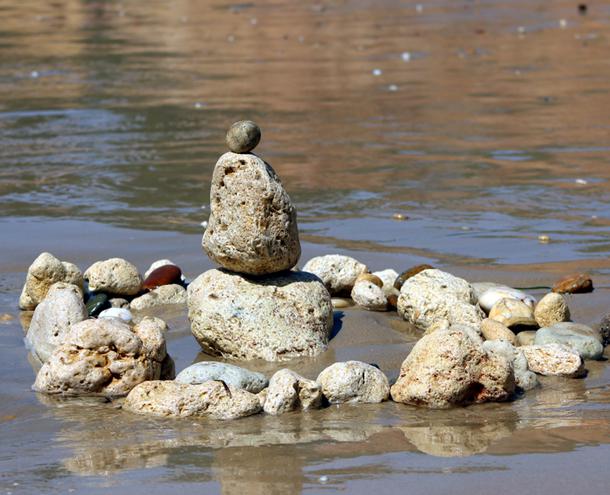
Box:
left=187, top=269, right=333, bottom=361
left=25, top=282, right=88, bottom=363
left=84, top=258, right=142, bottom=296
left=482, top=340, right=538, bottom=390
left=480, top=318, right=517, bottom=345
left=390, top=325, right=515, bottom=408
left=176, top=362, right=268, bottom=393
left=124, top=380, right=262, bottom=420
left=534, top=322, right=603, bottom=360
left=534, top=293, right=570, bottom=328
left=226, top=120, right=261, bottom=154
left=302, top=255, right=368, bottom=295
left=488, top=298, right=537, bottom=328
left=317, top=361, right=390, bottom=404
left=521, top=343, right=584, bottom=377
left=130, top=284, right=187, bottom=311
left=263, top=369, right=323, bottom=415
left=202, top=152, right=300, bottom=275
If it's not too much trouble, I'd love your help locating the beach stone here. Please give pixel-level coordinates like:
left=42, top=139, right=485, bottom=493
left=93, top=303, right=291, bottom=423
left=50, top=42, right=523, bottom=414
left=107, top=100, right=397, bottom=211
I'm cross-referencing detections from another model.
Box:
left=123, top=380, right=262, bottom=420
left=85, top=293, right=110, bottom=317
left=355, top=273, right=383, bottom=287
left=331, top=297, right=353, bottom=309
left=317, top=361, right=390, bottom=404
left=226, top=120, right=261, bottom=154
left=33, top=317, right=169, bottom=397
left=482, top=340, right=538, bottom=390
left=521, top=344, right=584, bottom=377
left=488, top=298, right=537, bottom=328
left=534, top=322, right=603, bottom=360
left=373, top=268, right=400, bottom=303
left=263, top=369, right=323, bottom=415
left=480, top=318, right=517, bottom=345
left=351, top=280, right=388, bottom=311
left=187, top=269, right=332, bottom=361
left=144, top=259, right=178, bottom=279
left=84, top=258, right=142, bottom=296
left=478, top=286, right=536, bottom=313
left=390, top=325, right=515, bottom=408
left=143, top=265, right=182, bottom=290
left=19, top=252, right=83, bottom=310
left=397, top=269, right=483, bottom=332
left=175, top=362, right=268, bottom=393
left=534, top=293, right=570, bottom=328
left=552, top=273, right=593, bottom=294
left=394, top=264, right=434, bottom=290
left=202, top=152, right=300, bottom=275
left=109, top=298, right=129, bottom=308
left=25, top=283, right=88, bottom=363
left=598, top=313, right=610, bottom=346
left=98, top=307, right=133, bottom=323
left=302, top=255, right=367, bottom=295
left=129, top=284, right=187, bottom=311
left=516, top=331, right=537, bottom=347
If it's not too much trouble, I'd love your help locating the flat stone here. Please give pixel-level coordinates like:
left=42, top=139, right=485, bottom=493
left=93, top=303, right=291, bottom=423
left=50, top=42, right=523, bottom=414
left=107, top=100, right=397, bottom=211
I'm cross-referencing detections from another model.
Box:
left=331, top=297, right=353, bottom=309
left=262, top=369, right=323, bottom=415
left=175, top=362, right=268, bottom=393
left=488, top=298, right=537, bottom=328
left=130, top=284, right=187, bottom=311
left=302, top=255, right=368, bottom=295
left=226, top=120, right=261, bottom=154
left=317, top=361, right=390, bottom=404
left=521, top=343, right=584, bottom=377
left=478, top=286, right=536, bottom=313
left=480, top=318, right=517, bottom=345
left=534, top=322, right=603, bottom=360
left=84, top=258, right=142, bottom=296
left=482, top=340, right=538, bottom=390
left=552, top=273, right=593, bottom=294
left=534, top=293, right=570, bottom=328
left=351, top=280, right=388, bottom=311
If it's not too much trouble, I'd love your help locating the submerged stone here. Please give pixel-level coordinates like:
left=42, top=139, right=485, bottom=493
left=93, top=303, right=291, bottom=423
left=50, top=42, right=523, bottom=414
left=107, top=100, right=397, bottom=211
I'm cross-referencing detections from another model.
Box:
left=175, top=362, right=268, bottom=393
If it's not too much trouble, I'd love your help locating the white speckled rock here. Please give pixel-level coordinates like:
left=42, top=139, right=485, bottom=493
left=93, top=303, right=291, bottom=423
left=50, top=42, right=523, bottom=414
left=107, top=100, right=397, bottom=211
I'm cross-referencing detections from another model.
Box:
left=489, top=298, right=537, bottom=328
left=390, top=325, right=515, bottom=408
left=397, top=269, right=483, bottom=332
left=129, top=284, right=187, bottom=311
left=202, top=152, right=301, bottom=275
left=534, top=293, right=570, bottom=328
left=521, top=343, right=584, bottom=377
left=302, top=255, right=368, bottom=295
left=372, top=269, right=400, bottom=297
left=480, top=318, right=517, bottom=345
left=123, top=380, right=262, bottom=420
left=25, top=283, right=88, bottom=363
left=317, top=361, right=390, bottom=404
left=84, top=258, right=142, bottom=296
left=263, top=369, right=323, bottom=415
left=478, top=286, right=536, bottom=313
left=33, top=317, right=169, bottom=396
left=534, top=322, right=603, bottom=360
left=176, top=362, right=268, bottom=393
left=187, top=269, right=333, bottom=361
left=19, top=252, right=83, bottom=310
left=144, top=259, right=178, bottom=279
left=351, top=280, right=388, bottom=311
left=98, top=307, right=133, bottom=323
left=482, top=340, right=538, bottom=390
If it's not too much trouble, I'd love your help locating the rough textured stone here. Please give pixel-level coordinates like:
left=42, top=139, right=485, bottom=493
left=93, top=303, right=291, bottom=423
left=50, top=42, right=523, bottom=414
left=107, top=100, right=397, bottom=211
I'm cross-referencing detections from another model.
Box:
left=109, top=298, right=129, bottom=309
left=397, top=269, right=483, bottom=332
left=351, top=280, right=388, bottom=311
left=516, top=331, right=537, bottom=347
left=478, top=286, right=536, bottom=313
left=552, top=273, right=593, bottom=294
left=480, top=318, right=517, bottom=345
left=390, top=326, right=515, bottom=408
left=489, top=298, right=537, bottom=328
left=25, top=283, right=88, bottom=363
left=599, top=313, right=610, bottom=347
left=534, top=322, right=603, bottom=360
left=482, top=340, right=538, bottom=390
left=187, top=269, right=333, bottom=361
left=202, top=152, right=300, bottom=275
left=130, top=284, right=187, bottom=311
left=226, top=120, right=261, bottom=154
left=521, top=344, right=584, bottom=377
left=373, top=268, right=400, bottom=303
left=534, top=293, right=570, bottom=328
left=263, top=369, right=323, bottom=415
left=302, top=255, right=368, bottom=295
left=317, top=361, right=390, bottom=404
left=176, top=362, right=268, bottom=393
left=84, top=258, right=142, bottom=296
left=123, top=380, right=262, bottom=420
left=394, top=264, right=434, bottom=291
left=33, top=317, right=169, bottom=397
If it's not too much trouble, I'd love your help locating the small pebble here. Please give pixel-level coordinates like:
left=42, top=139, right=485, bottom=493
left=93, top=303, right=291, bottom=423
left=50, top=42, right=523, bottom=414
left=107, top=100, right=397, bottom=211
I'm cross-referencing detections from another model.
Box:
left=99, top=307, right=133, bottom=323
left=392, top=213, right=407, bottom=220
left=0, top=313, right=14, bottom=323
left=226, top=120, right=261, bottom=153
left=372, top=68, right=383, bottom=76
left=401, top=51, right=411, bottom=62
left=201, top=220, right=209, bottom=229
left=415, top=4, right=423, bottom=13
left=578, top=4, right=588, bottom=15
left=575, top=178, right=588, bottom=184
left=319, top=475, right=329, bottom=483
left=388, top=84, right=398, bottom=92
left=30, top=70, right=39, bottom=78
left=143, top=264, right=183, bottom=290
left=559, top=19, right=568, bottom=28
left=552, top=273, right=593, bottom=294
left=332, top=297, right=352, bottom=309
left=194, top=102, right=204, bottom=109
left=538, top=235, right=550, bottom=243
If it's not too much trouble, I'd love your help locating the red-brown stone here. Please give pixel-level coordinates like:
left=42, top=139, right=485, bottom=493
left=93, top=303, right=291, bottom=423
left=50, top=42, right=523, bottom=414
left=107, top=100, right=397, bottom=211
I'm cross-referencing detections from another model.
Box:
left=143, top=265, right=182, bottom=290
left=552, top=273, right=593, bottom=294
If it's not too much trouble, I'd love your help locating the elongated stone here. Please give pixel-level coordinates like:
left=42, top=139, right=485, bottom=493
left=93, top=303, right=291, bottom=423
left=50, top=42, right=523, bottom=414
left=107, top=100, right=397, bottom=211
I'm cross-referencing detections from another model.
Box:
left=143, top=265, right=182, bottom=290
left=552, top=273, right=593, bottom=294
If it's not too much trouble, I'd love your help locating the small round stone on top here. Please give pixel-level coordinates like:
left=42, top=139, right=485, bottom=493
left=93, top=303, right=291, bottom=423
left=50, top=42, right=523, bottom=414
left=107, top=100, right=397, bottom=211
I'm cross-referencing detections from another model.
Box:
left=226, top=120, right=261, bottom=153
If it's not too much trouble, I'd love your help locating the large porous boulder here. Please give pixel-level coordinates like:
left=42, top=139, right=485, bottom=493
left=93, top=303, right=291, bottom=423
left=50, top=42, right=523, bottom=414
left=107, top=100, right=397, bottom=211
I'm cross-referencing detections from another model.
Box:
left=351, top=279, right=388, bottom=311
left=521, top=344, right=584, bottom=377
left=534, top=293, right=570, bottom=328
left=534, top=322, right=603, bottom=360
left=123, top=380, right=262, bottom=420
left=316, top=361, right=390, bottom=404
left=202, top=152, right=301, bottom=275
left=262, top=369, right=323, bottom=415
left=33, top=317, right=170, bottom=397
left=187, top=269, right=333, bottom=361
left=397, top=269, right=484, bottom=332
left=84, top=258, right=142, bottom=296
left=390, top=325, right=515, bottom=408
left=19, top=252, right=83, bottom=310
left=302, top=255, right=368, bottom=295
left=482, top=340, right=538, bottom=390
left=129, top=284, right=187, bottom=311
left=25, top=282, right=88, bottom=363
left=175, top=362, right=268, bottom=393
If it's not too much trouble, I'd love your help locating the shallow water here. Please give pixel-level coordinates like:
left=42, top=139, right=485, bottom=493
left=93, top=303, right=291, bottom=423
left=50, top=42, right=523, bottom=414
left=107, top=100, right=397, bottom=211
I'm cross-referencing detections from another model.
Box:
left=1, top=0, right=610, bottom=493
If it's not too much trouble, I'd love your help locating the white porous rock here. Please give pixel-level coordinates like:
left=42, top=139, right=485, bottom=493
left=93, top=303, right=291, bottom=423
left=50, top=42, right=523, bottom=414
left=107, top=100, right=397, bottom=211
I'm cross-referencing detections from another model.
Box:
left=144, top=259, right=178, bottom=279
left=521, top=343, right=584, bottom=377
left=19, top=252, right=84, bottom=310
left=25, top=283, right=88, bottom=363
left=33, top=317, right=169, bottom=397
left=390, top=325, right=515, bottom=408
left=263, top=369, right=324, bottom=415
left=489, top=298, right=537, bottom=328
left=351, top=280, right=388, bottom=311
left=202, top=152, right=301, bottom=275
left=534, top=293, right=571, bottom=328
left=98, top=307, right=133, bottom=323
left=397, top=269, right=483, bottom=332
left=187, top=269, right=333, bottom=361
left=302, top=255, right=368, bottom=295
left=129, top=284, right=187, bottom=311
left=317, top=361, right=390, bottom=404
left=372, top=269, right=400, bottom=297
left=478, top=286, right=536, bottom=313
left=482, top=340, right=538, bottom=390
left=176, top=362, right=268, bottom=393
left=123, top=380, right=262, bottom=420
left=534, top=322, right=603, bottom=360
left=84, top=258, right=142, bottom=296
